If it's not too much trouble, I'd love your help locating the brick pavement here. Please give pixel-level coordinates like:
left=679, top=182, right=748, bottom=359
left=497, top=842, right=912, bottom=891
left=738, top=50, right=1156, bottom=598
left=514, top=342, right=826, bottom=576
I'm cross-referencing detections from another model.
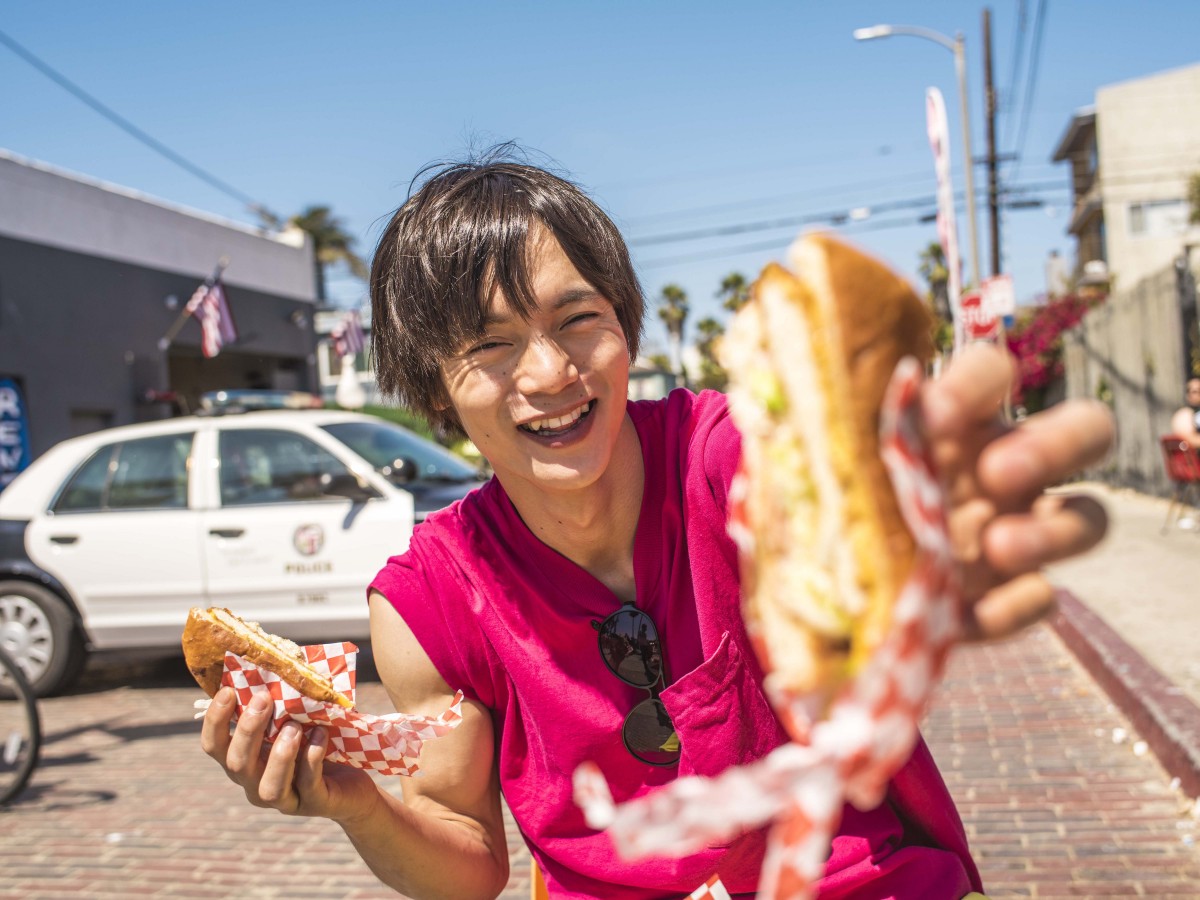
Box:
left=1, top=625, right=1197, bottom=899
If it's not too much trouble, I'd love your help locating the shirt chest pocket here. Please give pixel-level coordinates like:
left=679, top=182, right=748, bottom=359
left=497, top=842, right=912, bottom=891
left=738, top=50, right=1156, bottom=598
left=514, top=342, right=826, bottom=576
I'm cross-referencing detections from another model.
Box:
left=659, top=631, right=789, bottom=778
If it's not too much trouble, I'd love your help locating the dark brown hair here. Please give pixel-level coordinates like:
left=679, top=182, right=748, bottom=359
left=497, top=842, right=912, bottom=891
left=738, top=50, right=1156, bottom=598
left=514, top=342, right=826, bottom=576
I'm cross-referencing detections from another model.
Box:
left=370, top=147, right=644, bottom=436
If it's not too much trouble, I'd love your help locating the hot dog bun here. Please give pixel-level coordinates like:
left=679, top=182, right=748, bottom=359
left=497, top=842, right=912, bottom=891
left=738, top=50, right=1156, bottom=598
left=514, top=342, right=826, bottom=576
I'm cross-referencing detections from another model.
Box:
left=181, top=607, right=353, bottom=708
left=722, top=232, right=933, bottom=713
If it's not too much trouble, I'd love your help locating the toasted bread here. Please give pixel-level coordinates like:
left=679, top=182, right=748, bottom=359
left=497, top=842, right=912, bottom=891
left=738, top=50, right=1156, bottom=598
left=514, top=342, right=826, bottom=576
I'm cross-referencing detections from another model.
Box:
left=181, top=607, right=353, bottom=708
left=722, top=233, right=933, bottom=711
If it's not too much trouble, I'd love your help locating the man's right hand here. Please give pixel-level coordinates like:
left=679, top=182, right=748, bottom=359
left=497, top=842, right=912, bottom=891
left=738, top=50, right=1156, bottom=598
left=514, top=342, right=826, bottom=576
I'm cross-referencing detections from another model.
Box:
left=200, top=686, right=380, bottom=823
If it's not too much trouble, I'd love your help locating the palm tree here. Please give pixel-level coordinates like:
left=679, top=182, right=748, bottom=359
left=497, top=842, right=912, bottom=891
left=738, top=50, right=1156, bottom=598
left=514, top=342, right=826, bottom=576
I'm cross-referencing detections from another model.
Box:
left=693, top=316, right=728, bottom=391
left=717, top=272, right=750, bottom=313
left=285, top=206, right=369, bottom=304
left=657, top=284, right=689, bottom=383
left=918, top=241, right=953, bottom=354
left=918, top=242, right=951, bottom=323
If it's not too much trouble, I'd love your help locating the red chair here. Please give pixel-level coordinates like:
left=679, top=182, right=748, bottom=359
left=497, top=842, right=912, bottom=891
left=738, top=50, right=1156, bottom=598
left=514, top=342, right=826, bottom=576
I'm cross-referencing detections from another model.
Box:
left=1160, top=436, right=1200, bottom=533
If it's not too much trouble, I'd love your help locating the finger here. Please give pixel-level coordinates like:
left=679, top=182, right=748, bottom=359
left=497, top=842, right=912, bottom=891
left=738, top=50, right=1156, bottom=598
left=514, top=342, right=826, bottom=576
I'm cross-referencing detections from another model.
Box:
left=922, top=343, right=1015, bottom=438
left=962, top=572, right=1057, bottom=642
left=983, top=493, right=1109, bottom=576
left=947, top=495, right=999, bottom=564
left=199, top=687, right=237, bottom=759
left=295, top=727, right=329, bottom=798
left=258, top=722, right=303, bottom=811
left=224, top=691, right=275, bottom=778
left=978, top=400, right=1115, bottom=500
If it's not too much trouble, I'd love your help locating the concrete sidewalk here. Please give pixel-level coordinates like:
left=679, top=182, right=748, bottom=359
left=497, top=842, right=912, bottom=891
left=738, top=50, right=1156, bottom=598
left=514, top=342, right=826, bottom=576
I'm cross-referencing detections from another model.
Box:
left=1046, top=481, right=1200, bottom=798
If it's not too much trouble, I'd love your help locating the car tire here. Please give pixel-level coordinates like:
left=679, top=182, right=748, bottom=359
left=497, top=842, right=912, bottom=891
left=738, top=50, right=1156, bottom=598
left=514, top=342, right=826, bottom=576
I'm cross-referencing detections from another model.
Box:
left=0, top=580, right=86, bottom=698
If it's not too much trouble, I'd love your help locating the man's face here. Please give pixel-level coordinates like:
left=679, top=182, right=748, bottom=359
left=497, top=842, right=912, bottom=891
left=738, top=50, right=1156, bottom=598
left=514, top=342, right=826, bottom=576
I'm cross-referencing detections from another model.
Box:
left=438, top=230, right=631, bottom=499
left=1187, top=381, right=1200, bottom=407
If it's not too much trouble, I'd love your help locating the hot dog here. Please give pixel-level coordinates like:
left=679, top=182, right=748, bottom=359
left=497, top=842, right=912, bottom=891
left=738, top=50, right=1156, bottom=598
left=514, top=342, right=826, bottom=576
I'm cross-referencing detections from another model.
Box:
left=721, top=232, right=934, bottom=717
left=181, top=606, right=354, bottom=708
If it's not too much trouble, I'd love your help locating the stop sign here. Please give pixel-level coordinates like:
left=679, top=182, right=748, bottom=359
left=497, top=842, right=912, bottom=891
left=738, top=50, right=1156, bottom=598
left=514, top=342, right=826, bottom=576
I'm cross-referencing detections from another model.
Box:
left=960, top=290, right=999, bottom=341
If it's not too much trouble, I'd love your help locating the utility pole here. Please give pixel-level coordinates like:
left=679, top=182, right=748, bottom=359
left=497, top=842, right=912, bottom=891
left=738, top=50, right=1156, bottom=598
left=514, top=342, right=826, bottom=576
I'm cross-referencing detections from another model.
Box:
left=983, top=7, right=1001, bottom=276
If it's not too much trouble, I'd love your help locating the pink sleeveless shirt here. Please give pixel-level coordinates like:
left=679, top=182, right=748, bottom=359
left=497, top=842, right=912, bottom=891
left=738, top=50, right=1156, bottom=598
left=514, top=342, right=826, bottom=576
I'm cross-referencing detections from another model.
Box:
left=370, top=389, right=980, bottom=899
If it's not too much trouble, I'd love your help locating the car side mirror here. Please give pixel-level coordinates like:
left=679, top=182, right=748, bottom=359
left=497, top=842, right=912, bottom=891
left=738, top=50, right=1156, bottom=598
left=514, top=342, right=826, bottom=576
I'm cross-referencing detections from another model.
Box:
left=320, top=473, right=381, bottom=503
left=389, top=457, right=419, bottom=485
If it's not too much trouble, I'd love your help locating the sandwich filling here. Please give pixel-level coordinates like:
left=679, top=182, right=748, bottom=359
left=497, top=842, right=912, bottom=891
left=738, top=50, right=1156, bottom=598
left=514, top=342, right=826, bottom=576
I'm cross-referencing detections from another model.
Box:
left=724, top=256, right=892, bottom=705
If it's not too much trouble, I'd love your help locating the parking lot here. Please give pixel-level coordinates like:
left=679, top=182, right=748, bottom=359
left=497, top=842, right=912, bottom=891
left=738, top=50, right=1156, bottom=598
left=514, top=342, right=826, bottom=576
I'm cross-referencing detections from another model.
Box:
left=2, top=624, right=1199, bottom=899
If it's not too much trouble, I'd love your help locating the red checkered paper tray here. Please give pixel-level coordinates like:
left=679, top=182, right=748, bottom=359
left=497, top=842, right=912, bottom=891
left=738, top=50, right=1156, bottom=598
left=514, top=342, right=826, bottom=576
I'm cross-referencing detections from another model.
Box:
left=574, top=359, right=961, bottom=900
left=194, top=640, right=463, bottom=777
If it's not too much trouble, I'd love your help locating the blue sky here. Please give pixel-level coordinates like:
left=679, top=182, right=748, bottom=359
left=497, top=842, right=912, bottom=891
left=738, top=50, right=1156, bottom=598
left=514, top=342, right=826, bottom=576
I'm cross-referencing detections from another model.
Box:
left=2, top=1, right=1197, bottom=358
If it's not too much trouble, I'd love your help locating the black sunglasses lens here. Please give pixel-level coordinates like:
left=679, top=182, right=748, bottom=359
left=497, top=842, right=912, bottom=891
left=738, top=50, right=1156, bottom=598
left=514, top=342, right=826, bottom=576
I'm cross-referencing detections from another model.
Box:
left=598, top=608, right=661, bottom=688
left=623, top=698, right=680, bottom=766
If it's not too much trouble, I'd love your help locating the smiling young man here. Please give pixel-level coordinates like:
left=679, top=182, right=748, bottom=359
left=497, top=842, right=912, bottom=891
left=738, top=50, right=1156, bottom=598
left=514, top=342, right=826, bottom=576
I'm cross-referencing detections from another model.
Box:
left=201, top=150, right=1114, bottom=899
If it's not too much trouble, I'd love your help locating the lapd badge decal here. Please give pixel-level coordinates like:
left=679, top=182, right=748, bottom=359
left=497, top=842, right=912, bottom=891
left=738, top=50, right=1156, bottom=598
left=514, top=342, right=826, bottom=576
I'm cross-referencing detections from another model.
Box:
left=293, top=524, right=325, bottom=557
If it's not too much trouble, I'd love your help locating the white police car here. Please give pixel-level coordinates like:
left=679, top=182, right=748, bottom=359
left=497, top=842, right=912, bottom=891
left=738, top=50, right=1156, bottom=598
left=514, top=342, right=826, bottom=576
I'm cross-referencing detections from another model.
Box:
left=0, top=394, right=486, bottom=695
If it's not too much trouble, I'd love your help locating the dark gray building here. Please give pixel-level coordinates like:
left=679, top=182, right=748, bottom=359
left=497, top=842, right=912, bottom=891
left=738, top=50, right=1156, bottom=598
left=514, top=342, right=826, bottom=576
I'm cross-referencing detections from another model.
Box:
left=0, top=150, right=320, bottom=475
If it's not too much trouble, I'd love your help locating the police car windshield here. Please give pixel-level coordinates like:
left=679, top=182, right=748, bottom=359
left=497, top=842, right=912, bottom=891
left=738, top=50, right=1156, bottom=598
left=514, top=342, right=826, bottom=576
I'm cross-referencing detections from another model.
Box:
left=321, top=421, right=478, bottom=483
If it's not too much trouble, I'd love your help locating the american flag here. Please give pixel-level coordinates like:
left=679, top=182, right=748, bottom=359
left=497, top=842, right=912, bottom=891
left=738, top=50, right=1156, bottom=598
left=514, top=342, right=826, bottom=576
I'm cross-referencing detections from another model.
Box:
left=186, top=279, right=238, bottom=358
left=331, top=310, right=366, bottom=358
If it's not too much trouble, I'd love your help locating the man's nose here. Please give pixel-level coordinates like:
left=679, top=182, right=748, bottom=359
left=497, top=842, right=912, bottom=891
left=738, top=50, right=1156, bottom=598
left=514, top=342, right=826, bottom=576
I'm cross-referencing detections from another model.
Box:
left=515, top=335, right=578, bottom=393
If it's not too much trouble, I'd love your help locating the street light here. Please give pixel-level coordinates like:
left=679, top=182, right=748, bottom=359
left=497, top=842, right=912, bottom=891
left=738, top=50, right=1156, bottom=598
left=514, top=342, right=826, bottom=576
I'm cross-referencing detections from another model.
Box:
left=854, top=23, right=982, bottom=288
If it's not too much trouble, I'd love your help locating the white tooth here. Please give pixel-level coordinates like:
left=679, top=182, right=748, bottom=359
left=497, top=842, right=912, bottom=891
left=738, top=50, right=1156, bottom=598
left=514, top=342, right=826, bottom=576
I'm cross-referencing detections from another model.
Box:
left=526, top=402, right=588, bottom=433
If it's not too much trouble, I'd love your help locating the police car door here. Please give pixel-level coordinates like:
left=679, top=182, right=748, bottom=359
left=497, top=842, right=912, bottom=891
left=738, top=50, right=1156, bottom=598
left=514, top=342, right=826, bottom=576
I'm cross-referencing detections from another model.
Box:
left=200, top=424, right=412, bottom=644
left=27, top=429, right=205, bottom=649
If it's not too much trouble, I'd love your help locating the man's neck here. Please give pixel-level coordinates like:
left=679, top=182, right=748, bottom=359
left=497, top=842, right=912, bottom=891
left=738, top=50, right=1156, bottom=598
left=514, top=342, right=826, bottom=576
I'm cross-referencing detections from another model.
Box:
left=505, top=417, right=644, bottom=603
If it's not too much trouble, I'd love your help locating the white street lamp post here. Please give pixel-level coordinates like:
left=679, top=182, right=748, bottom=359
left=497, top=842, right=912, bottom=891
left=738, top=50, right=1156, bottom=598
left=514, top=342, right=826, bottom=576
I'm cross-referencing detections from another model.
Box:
left=854, top=24, right=982, bottom=289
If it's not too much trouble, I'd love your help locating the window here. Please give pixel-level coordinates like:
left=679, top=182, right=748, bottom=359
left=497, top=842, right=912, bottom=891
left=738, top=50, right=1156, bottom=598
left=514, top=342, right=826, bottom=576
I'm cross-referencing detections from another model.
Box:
left=1128, top=199, right=1187, bottom=238
left=53, top=433, right=194, bottom=512
left=219, top=429, right=353, bottom=506
left=321, top=421, right=478, bottom=483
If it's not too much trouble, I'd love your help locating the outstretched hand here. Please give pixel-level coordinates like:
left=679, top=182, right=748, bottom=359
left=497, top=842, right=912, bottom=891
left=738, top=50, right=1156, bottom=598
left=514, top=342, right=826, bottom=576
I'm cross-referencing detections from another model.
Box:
left=921, top=343, right=1115, bottom=640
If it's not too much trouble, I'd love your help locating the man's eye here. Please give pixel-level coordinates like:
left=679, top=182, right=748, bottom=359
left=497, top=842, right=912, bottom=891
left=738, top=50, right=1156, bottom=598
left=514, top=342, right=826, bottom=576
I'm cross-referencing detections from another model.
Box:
left=567, top=312, right=599, bottom=326
left=469, top=341, right=502, bottom=354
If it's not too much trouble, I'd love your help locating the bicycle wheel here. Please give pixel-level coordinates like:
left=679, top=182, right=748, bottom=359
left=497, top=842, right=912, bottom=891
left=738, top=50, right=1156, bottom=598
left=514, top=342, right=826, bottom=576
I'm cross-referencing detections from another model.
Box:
left=0, top=643, right=41, bottom=805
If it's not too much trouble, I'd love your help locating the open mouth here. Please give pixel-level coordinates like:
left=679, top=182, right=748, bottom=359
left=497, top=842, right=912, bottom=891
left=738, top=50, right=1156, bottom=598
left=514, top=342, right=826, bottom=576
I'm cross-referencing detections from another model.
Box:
left=518, top=399, right=596, bottom=438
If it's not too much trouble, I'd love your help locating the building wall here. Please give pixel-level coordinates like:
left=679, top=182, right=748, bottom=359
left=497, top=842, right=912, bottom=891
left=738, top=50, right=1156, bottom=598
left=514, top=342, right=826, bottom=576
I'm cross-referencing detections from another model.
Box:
left=1096, top=64, right=1200, bottom=290
left=0, top=151, right=315, bottom=300
left=1063, top=264, right=1193, bottom=494
left=0, top=235, right=319, bottom=457
left=0, top=152, right=321, bottom=464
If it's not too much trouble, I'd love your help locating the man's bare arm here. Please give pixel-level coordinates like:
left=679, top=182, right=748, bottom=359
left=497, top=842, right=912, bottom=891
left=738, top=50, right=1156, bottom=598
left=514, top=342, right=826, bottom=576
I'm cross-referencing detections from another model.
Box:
left=201, top=593, right=509, bottom=900
left=338, top=592, right=510, bottom=899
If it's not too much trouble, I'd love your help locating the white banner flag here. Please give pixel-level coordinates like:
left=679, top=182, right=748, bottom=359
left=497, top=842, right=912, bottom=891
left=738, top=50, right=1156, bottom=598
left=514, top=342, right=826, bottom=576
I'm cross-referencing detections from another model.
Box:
left=926, top=87, right=964, bottom=354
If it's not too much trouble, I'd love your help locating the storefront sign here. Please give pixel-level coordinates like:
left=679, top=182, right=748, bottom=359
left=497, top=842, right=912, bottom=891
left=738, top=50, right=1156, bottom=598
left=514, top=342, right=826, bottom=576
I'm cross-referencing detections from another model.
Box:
left=0, top=378, right=31, bottom=489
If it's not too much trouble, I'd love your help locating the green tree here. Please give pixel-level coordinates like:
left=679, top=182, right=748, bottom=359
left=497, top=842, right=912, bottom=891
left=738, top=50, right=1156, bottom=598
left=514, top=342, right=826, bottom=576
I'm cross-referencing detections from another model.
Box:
left=717, top=272, right=750, bottom=313
left=280, top=205, right=369, bottom=304
left=918, top=241, right=953, bottom=354
left=646, top=353, right=673, bottom=373
left=693, top=316, right=728, bottom=391
left=657, top=284, right=689, bottom=380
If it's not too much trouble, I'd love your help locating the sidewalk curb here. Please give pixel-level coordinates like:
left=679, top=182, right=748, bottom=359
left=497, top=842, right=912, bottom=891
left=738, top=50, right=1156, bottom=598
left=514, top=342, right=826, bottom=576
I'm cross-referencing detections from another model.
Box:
left=1051, top=589, right=1200, bottom=799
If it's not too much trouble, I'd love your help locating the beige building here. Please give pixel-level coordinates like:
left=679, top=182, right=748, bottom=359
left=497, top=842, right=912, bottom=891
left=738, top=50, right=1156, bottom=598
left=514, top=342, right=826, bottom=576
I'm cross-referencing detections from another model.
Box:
left=1053, top=62, right=1200, bottom=291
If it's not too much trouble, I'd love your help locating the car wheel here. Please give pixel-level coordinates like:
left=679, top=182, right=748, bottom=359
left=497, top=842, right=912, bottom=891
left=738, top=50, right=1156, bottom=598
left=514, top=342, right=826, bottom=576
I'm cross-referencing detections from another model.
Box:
left=0, top=581, right=86, bottom=697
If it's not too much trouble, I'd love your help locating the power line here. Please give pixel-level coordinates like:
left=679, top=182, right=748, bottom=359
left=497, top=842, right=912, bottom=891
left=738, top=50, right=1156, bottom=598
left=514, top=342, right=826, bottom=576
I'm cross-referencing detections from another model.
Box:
left=0, top=27, right=280, bottom=223
left=1009, top=0, right=1049, bottom=182
left=627, top=179, right=1069, bottom=248
left=635, top=196, right=1062, bottom=270
left=1001, top=0, right=1029, bottom=150
left=617, top=170, right=936, bottom=228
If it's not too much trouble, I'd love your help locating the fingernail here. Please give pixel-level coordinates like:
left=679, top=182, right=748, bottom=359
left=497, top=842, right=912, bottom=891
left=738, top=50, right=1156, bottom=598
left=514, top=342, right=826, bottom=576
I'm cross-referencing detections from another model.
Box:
left=309, top=728, right=327, bottom=751
left=249, top=694, right=272, bottom=715
left=279, top=722, right=301, bottom=745
left=214, top=687, right=234, bottom=707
